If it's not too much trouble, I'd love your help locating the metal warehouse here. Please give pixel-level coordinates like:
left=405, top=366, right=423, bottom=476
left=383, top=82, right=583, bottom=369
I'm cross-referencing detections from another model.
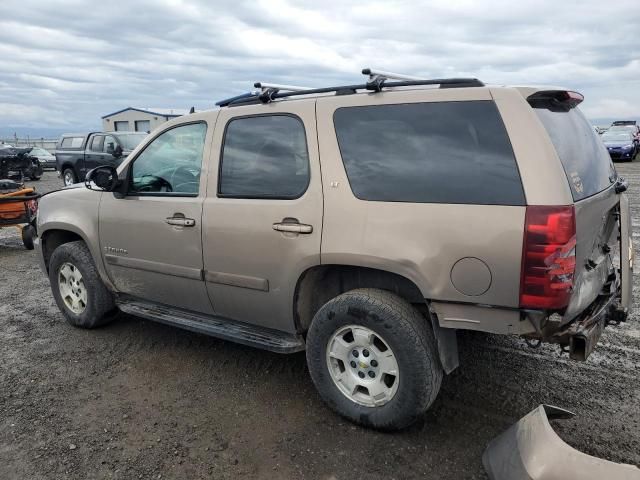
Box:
left=101, top=107, right=190, bottom=133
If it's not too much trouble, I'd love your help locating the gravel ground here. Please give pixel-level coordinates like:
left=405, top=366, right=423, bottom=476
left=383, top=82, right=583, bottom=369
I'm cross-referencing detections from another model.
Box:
left=1, top=168, right=639, bottom=479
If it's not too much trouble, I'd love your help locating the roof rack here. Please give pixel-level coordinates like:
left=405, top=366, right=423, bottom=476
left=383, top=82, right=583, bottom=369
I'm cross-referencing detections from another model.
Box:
left=216, top=68, right=484, bottom=107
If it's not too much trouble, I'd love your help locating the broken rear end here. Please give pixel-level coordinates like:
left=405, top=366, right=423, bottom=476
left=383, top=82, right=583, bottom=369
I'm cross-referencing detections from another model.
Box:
left=510, top=87, right=632, bottom=360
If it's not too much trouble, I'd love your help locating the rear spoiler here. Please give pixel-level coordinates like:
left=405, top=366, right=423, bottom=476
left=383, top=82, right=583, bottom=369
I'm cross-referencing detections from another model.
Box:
left=527, top=90, right=584, bottom=112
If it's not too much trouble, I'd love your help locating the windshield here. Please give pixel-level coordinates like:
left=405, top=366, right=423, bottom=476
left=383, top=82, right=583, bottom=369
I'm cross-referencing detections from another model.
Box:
left=609, top=126, right=635, bottom=132
left=602, top=132, right=632, bottom=141
left=114, top=133, right=147, bottom=150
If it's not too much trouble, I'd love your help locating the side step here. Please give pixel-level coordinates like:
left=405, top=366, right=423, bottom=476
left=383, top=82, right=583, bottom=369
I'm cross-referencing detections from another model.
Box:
left=116, top=297, right=306, bottom=354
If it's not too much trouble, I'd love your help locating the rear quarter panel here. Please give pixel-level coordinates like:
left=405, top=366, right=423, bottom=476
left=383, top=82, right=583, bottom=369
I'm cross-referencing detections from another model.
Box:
left=316, top=88, right=526, bottom=308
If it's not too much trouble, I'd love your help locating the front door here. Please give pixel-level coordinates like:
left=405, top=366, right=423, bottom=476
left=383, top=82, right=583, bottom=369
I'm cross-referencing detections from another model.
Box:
left=99, top=119, right=215, bottom=313
left=202, top=100, right=323, bottom=333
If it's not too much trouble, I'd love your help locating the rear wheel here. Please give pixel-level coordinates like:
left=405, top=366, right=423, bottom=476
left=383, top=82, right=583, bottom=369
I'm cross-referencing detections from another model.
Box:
left=62, top=168, right=77, bottom=186
left=49, top=241, right=118, bottom=328
left=306, top=288, right=443, bottom=430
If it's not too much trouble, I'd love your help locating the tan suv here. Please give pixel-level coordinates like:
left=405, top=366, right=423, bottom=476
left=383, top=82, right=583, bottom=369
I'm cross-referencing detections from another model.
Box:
left=35, top=69, right=633, bottom=430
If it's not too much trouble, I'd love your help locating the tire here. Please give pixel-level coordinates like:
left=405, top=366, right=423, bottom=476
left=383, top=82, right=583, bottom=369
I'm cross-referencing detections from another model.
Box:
left=29, top=173, right=41, bottom=181
left=21, top=225, right=35, bottom=250
left=62, top=168, right=77, bottom=186
left=306, top=288, right=443, bottom=430
left=48, top=241, right=117, bottom=328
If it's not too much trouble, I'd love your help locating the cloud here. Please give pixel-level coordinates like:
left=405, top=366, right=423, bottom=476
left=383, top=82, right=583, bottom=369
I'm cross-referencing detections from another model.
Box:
left=0, top=0, right=638, bottom=131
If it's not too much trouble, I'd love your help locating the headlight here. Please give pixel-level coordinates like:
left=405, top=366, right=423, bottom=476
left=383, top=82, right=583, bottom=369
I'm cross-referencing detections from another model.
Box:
left=622, top=144, right=633, bottom=151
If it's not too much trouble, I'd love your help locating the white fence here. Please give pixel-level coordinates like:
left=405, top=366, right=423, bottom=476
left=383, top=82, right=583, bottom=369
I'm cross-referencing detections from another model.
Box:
left=1, top=137, right=58, bottom=152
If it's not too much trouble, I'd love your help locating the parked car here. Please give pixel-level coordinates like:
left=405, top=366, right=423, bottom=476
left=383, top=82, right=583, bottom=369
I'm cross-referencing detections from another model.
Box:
left=28, top=147, right=56, bottom=170
left=55, top=132, right=148, bottom=186
left=0, top=147, right=43, bottom=181
left=611, top=120, right=636, bottom=126
left=601, top=131, right=638, bottom=161
left=36, top=72, right=632, bottom=431
left=608, top=124, right=640, bottom=144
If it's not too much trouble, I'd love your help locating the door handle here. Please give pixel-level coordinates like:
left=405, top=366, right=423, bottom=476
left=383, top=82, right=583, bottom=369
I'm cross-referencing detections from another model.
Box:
left=166, top=216, right=196, bottom=227
left=273, top=219, right=313, bottom=234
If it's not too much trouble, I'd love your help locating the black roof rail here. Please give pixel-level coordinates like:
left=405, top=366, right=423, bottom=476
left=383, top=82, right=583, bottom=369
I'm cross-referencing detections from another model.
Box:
left=218, top=77, right=485, bottom=107
left=216, top=92, right=258, bottom=107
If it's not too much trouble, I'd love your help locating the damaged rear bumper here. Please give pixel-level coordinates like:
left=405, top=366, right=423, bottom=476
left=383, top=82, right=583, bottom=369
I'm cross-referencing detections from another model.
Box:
left=483, top=404, right=640, bottom=480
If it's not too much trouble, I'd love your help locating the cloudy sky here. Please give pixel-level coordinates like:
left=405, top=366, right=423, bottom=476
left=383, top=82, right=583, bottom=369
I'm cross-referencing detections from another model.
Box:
left=1, top=0, right=638, bottom=133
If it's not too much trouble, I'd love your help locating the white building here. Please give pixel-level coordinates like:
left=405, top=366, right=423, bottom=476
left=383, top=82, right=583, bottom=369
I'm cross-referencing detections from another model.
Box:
left=101, top=107, right=192, bottom=133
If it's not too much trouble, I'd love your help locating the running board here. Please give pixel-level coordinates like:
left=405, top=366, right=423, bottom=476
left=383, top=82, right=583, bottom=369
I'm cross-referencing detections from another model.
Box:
left=115, top=297, right=305, bottom=354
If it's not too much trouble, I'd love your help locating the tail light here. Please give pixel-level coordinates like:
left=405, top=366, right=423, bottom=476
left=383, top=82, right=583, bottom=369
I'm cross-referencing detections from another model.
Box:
left=520, top=206, right=576, bottom=309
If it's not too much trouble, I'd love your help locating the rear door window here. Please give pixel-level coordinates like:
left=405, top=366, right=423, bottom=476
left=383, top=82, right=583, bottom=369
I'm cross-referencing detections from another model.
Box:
left=333, top=101, right=525, bottom=205
left=219, top=115, right=310, bottom=199
left=534, top=108, right=615, bottom=201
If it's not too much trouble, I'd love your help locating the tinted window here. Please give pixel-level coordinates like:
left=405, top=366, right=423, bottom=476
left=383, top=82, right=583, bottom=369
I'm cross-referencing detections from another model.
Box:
left=61, top=137, right=84, bottom=149
left=535, top=108, right=615, bottom=201
left=130, top=123, right=207, bottom=195
left=219, top=115, right=309, bottom=198
left=333, top=101, right=524, bottom=205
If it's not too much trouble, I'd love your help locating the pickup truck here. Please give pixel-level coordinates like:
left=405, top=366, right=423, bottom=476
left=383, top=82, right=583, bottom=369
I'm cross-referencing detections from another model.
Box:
left=55, top=132, right=147, bottom=186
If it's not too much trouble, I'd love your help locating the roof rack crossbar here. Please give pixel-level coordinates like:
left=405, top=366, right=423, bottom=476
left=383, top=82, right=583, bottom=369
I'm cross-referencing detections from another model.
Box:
left=362, top=68, right=425, bottom=82
left=254, top=82, right=312, bottom=92
left=223, top=78, right=485, bottom=107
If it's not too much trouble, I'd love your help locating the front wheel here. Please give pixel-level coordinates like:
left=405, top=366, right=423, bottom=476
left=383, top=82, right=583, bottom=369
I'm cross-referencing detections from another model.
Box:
left=49, top=241, right=118, bottom=328
left=306, top=288, right=443, bottom=430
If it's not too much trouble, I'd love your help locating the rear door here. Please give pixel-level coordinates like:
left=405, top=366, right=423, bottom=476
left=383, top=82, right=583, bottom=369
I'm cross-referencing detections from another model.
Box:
left=84, top=134, right=104, bottom=171
left=201, top=100, right=322, bottom=333
left=533, top=106, right=628, bottom=319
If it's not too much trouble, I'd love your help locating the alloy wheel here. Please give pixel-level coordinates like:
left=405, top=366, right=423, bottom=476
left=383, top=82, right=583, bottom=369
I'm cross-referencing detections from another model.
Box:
left=325, top=325, right=399, bottom=407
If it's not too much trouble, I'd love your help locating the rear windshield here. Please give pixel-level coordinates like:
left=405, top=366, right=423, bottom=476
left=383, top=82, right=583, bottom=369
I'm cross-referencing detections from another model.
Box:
left=534, top=108, right=615, bottom=201
left=333, top=101, right=525, bottom=205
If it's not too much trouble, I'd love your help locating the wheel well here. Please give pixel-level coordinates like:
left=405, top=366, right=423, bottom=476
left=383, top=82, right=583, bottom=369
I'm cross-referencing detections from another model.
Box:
left=294, top=264, right=460, bottom=374
left=41, top=229, right=83, bottom=272
left=293, top=265, right=425, bottom=334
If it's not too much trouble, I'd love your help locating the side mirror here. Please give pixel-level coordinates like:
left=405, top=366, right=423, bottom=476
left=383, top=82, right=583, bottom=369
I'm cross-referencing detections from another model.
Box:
left=113, top=145, right=123, bottom=158
left=85, top=166, right=119, bottom=192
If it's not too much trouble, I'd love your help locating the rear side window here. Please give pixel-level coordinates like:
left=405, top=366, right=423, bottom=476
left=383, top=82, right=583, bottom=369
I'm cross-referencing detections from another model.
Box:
left=534, top=108, right=614, bottom=201
left=61, top=136, right=84, bottom=149
left=219, top=115, right=310, bottom=199
left=333, top=101, right=525, bottom=205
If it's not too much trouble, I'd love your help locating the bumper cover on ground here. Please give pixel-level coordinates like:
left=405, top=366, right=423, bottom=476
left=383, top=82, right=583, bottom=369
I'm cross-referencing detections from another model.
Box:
left=483, top=404, right=640, bottom=480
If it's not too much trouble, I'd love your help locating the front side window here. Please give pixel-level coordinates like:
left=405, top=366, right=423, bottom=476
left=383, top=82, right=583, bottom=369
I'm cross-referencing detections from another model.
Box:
left=129, top=123, right=207, bottom=195
left=103, top=135, right=117, bottom=154
left=333, top=101, right=525, bottom=205
left=219, top=115, right=310, bottom=198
